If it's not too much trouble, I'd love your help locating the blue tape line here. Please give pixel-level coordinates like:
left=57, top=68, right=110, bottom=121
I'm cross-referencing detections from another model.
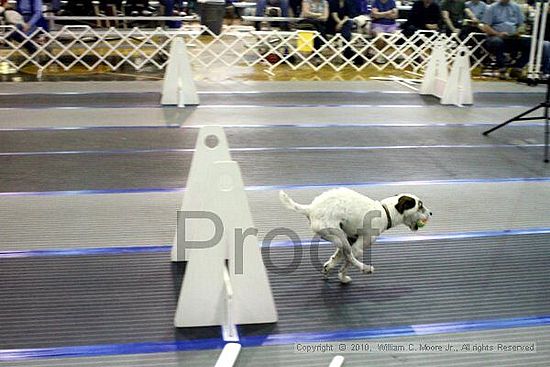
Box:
left=239, top=315, right=550, bottom=348
left=266, top=227, right=550, bottom=248
left=0, top=122, right=544, bottom=132
left=0, top=338, right=225, bottom=361
left=0, top=187, right=185, bottom=197
left=0, top=125, right=183, bottom=131
left=0, top=177, right=549, bottom=197
left=0, top=245, right=170, bottom=259
left=1, top=315, right=548, bottom=361
left=244, top=177, right=550, bottom=192
left=0, top=101, right=542, bottom=111
left=2, top=227, right=549, bottom=259
left=0, top=144, right=544, bottom=157
left=2, top=102, right=536, bottom=111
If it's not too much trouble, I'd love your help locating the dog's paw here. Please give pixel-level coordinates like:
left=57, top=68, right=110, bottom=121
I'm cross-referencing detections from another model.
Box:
left=338, top=273, right=352, bottom=284
left=322, top=264, right=330, bottom=278
left=362, top=265, right=374, bottom=274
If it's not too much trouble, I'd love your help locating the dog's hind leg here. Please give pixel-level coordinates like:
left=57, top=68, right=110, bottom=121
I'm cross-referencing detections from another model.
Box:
left=322, top=248, right=343, bottom=278
left=316, top=227, right=368, bottom=276
left=338, top=260, right=352, bottom=284
left=337, top=237, right=373, bottom=284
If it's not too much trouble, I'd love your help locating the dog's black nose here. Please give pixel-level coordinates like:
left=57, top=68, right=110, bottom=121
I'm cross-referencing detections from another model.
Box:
left=430, top=212, right=433, bottom=216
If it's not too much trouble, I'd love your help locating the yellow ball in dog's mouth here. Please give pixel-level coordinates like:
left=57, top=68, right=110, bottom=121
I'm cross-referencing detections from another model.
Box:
left=417, top=219, right=428, bottom=228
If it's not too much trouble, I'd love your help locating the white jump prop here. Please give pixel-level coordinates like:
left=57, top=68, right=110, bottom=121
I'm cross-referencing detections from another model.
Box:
left=214, top=343, right=242, bottom=367
left=174, top=160, right=278, bottom=327
left=174, top=127, right=277, bottom=329
left=171, top=126, right=231, bottom=262
left=420, top=39, right=448, bottom=99
left=370, top=76, right=420, bottom=92
left=441, top=46, right=473, bottom=106
left=161, top=37, right=199, bottom=107
left=329, top=356, right=345, bottom=367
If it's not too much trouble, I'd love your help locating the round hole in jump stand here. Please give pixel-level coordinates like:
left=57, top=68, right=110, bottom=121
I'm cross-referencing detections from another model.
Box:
left=204, top=134, right=219, bottom=149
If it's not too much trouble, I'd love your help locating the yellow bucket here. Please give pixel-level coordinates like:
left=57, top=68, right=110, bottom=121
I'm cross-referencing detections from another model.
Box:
left=297, top=31, right=315, bottom=53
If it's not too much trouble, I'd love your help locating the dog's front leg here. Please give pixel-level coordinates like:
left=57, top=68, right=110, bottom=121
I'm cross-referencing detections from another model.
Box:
left=352, top=236, right=374, bottom=274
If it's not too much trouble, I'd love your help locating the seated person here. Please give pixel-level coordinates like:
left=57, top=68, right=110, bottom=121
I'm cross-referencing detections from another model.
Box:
left=370, top=0, right=398, bottom=63
left=370, top=0, right=398, bottom=34
left=481, top=0, right=530, bottom=78
left=16, top=0, right=48, bottom=32
left=255, top=0, right=290, bottom=30
left=460, top=0, right=488, bottom=58
left=465, top=0, right=487, bottom=25
left=440, top=0, right=466, bottom=35
left=327, top=0, right=359, bottom=59
left=46, top=0, right=61, bottom=13
left=290, top=0, right=302, bottom=16
left=402, top=0, right=442, bottom=37
left=351, top=0, right=371, bottom=34
left=2, top=0, right=48, bottom=53
left=158, top=0, right=186, bottom=29
left=299, top=0, right=329, bottom=49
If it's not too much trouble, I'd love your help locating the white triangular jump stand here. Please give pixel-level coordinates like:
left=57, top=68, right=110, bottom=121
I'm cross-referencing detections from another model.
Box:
left=174, top=128, right=277, bottom=331
left=171, top=126, right=231, bottom=262
left=161, top=37, right=199, bottom=107
left=441, top=46, right=473, bottom=106
left=420, top=39, right=448, bottom=99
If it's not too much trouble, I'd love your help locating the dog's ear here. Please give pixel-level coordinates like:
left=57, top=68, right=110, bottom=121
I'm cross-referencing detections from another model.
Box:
left=395, top=196, right=416, bottom=214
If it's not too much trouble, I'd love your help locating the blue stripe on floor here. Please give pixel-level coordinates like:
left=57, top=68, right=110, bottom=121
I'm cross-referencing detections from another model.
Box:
left=245, top=177, right=550, bottom=191
left=0, top=177, right=549, bottom=197
left=0, top=122, right=544, bottom=131
left=240, top=315, right=550, bottom=348
left=0, top=187, right=184, bottom=197
left=2, top=227, right=548, bottom=259
left=1, top=315, right=548, bottom=361
left=0, top=144, right=544, bottom=157
left=0, top=245, right=170, bottom=259
left=0, top=104, right=542, bottom=111
left=0, top=338, right=225, bottom=361
left=266, top=227, right=550, bottom=248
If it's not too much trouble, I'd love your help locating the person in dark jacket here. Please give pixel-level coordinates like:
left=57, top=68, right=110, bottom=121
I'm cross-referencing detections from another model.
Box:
left=402, top=0, right=441, bottom=37
left=327, top=0, right=361, bottom=62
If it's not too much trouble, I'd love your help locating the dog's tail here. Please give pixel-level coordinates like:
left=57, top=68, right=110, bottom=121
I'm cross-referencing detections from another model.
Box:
left=279, top=191, right=310, bottom=216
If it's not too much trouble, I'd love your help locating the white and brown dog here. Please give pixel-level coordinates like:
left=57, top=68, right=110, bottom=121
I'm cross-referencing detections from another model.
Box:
left=280, top=188, right=432, bottom=284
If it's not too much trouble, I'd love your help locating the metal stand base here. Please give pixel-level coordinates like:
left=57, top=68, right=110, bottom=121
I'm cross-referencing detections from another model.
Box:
left=483, top=80, right=550, bottom=163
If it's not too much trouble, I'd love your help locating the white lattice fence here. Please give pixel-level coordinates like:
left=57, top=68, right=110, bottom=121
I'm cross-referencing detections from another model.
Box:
left=0, top=24, right=489, bottom=76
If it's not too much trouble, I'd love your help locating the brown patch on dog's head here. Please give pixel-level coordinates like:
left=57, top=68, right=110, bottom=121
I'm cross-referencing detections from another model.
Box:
left=395, top=195, right=417, bottom=214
